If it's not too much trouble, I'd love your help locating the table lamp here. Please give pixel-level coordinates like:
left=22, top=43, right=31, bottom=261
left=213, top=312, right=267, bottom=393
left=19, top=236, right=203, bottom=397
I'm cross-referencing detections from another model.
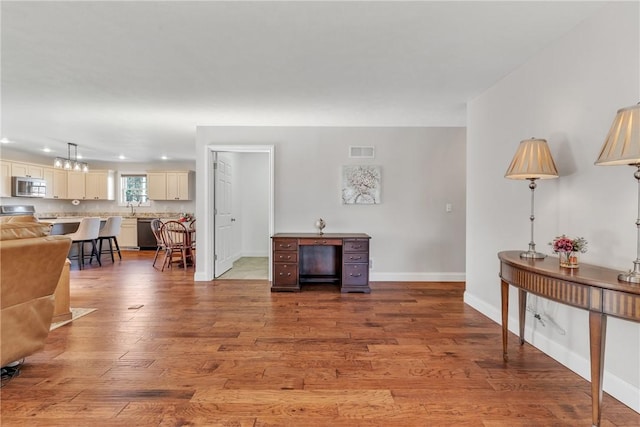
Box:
left=505, top=138, right=559, bottom=258
left=595, top=103, right=640, bottom=284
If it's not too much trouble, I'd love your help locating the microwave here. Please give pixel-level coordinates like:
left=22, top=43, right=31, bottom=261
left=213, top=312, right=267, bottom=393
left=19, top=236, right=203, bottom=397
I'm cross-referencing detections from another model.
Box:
left=11, top=176, right=47, bottom=198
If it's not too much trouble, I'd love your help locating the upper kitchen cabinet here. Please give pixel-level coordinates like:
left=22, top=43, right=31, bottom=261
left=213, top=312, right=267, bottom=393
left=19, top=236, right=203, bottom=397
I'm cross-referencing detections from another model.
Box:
left=68, top=170, right=115, bottom=200
left=147, top=171, right=193, bottom=200
left=43, top=168, right=68, bottom=199
left=11, top=162, right=44, bottom=178
left=0, top=161, right=11, bottom=197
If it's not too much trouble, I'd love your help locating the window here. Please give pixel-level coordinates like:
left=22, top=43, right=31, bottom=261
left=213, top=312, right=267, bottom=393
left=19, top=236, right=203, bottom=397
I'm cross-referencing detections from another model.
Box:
left=120, top=174, right=149, bottom=206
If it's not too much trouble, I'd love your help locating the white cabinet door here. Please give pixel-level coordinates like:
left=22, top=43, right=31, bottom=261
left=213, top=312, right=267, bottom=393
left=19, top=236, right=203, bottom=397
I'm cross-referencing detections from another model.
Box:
left=52, top=169, right=68, bottom=199
left=11, top=162, right=44, bottom=178
left=43, top=168, right=55, bottom=199
left=67, top=171, right=86, bottom=199
left=85, top=171, right=114, bottom=200
left=118, top=218, right=138, bottom=247
left=0, top=161, right=12, bottom=197
left=167, top=172, right=192, bottom=200
left=147, top=172, right=167, bottom=200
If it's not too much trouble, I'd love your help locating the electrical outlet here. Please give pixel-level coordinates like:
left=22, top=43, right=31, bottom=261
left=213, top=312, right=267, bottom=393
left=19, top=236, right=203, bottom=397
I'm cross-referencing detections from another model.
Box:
left=369, top=258, right=373, bottom=269
left=445, top=203, right=452, bottom=212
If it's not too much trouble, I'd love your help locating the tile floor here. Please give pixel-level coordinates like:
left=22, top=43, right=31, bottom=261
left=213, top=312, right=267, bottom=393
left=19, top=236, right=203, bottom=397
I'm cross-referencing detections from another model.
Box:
left=218, top=257, right=268, bottom=280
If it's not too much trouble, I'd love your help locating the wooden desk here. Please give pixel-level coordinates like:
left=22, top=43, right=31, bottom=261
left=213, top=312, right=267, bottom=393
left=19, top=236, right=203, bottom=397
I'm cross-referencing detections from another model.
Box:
left=498, top=251, right=640, bottom=427
left=272, top=233, right=371, bottom=293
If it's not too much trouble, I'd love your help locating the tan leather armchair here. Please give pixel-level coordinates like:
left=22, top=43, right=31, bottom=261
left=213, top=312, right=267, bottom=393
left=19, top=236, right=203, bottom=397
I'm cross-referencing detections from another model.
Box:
left=0, top=218, right=72, bottom=367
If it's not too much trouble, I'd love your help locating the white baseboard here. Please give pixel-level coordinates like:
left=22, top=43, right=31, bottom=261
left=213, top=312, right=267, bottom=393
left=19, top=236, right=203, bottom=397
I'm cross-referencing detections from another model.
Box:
left=370, top=272, right=465, bottom=282
left=463, top=292, right=640, bottom=413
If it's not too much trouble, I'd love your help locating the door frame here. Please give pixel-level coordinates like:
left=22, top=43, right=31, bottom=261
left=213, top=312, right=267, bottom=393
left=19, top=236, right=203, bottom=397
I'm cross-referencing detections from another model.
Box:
left=195, top=144, right=274, bottom=282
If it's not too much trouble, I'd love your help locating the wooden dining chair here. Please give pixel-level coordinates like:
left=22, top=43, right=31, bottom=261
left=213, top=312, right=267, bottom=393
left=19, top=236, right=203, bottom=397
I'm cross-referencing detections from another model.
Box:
left=150, top=218, right=165, bottom=268
left=159, top=220, right=190, bottom=271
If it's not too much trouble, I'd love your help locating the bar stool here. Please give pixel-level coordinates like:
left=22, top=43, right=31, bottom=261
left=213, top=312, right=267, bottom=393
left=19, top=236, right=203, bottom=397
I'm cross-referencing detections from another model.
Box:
left=96, top=216, right=122, bottom=263
left=66, top=217, right=101, bottom=270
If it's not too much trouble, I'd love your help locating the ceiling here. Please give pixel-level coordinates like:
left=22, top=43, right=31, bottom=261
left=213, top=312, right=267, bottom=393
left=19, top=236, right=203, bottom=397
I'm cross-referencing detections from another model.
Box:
left=1, top=1, right=606, bottom=165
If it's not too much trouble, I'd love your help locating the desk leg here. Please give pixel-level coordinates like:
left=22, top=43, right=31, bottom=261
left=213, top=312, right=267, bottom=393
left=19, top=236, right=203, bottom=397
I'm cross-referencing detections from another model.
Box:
left=501, top=280, right=509, bottom=362
left=518, top=289, right=527, bottom=345
left=589, top=311, right=606, bottom=427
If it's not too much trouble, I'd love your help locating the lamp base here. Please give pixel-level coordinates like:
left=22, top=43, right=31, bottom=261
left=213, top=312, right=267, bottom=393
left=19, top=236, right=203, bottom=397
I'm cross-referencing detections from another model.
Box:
left=520, top=250, right=546, bottom=259
left=618, top=271, right=640, bottom=284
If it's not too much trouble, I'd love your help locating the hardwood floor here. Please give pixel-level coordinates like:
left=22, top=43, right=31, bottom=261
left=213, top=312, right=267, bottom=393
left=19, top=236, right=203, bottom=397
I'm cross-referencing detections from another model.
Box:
left=1, top=251, right=638, bottom=426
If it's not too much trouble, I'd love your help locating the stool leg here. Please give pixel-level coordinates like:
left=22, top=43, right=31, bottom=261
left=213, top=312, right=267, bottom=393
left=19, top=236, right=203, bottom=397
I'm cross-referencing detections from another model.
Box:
left=112, top=236, right=122, bottom=260
left=107, top=237, right=114, bottom=263
left=91, top=239, right=101, bottom=266
left=77, top=241, right=84, bottom=270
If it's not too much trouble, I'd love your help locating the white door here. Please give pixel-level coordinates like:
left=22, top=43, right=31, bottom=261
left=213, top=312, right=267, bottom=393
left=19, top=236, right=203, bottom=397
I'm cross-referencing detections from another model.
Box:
left=214, top=153, right=234, bottom=277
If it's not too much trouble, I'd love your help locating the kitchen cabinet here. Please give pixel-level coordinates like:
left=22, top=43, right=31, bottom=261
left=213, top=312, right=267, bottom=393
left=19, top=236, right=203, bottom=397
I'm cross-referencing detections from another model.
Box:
left=67, top=170, right=114, bottom=200
left=43, top=168, right=68, bottom=199
left=85, top=170, right=115, bottom=200
left=118, top=218, right=138, bottom=247
left=67, top=171, right=86, bottom=200
left=0, top=161, right=11, bottom=197
left=147, top=171, right=193, bottom=200
left=147, top=172, right=167, bottom=200
left=11, top=162, right=44, bottom=178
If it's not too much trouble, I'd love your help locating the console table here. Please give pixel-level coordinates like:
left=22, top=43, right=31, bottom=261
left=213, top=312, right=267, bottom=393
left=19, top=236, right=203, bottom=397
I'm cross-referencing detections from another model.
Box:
left=271, top=233, right=371, bottom=293
left=498, top=251, right=640, bottom=427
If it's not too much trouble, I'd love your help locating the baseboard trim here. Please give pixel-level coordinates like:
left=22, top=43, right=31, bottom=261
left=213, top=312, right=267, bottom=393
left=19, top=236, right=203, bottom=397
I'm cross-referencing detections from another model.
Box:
left=370, top=272, right=465, bottom=282
left=463, top=292, right=640, bottom=413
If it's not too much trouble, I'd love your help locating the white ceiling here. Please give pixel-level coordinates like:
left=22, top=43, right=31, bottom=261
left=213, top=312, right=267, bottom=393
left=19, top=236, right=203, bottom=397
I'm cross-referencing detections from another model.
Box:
left=1, top=1, right=605, bottom=165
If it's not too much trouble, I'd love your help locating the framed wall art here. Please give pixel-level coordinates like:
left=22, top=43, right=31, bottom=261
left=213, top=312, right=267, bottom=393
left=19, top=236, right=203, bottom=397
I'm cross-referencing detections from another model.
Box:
left=341, top=165, right=381, bottom=205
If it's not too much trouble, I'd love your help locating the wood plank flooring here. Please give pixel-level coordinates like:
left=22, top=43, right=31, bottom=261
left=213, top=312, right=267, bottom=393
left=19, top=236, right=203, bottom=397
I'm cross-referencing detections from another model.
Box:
left=1, top=251, right=638, bottom=426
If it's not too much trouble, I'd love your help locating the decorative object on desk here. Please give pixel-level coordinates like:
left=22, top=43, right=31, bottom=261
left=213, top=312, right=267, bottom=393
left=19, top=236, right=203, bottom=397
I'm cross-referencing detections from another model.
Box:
left=342, top=165, right=381, bottom=204
left=314, top=218, right=326, bottom=234
left=53, top=142, right=89, bottom=172
left=178, top=213, right=193, bottom=222
left=595, top=103, right=640, bottom=284
left=505, top=138, right=559, bottom=259
left=549, top=235, right=587, bottom=268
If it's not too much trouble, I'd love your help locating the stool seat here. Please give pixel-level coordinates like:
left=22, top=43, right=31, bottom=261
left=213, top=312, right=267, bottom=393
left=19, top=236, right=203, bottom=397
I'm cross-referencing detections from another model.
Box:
left=96, top=216, right=122, bottom=263
left=66, top=217, right=101, bottom=270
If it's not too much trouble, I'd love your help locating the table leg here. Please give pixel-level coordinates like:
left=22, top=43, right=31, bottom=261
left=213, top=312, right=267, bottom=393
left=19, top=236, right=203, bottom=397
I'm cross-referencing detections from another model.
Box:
left=589, top=311, right=607, bottom=427
left=518, top=289, right=527, bottom=345
left=501, top=280, right=509, bottom=362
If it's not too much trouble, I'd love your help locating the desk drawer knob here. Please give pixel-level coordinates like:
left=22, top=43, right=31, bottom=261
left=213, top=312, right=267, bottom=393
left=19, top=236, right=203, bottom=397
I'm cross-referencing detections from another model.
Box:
left=280, top=244, right=291, bottom=249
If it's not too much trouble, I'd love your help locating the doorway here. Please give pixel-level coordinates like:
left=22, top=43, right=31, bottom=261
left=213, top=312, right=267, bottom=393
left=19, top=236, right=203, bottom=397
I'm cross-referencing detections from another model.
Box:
left=196, top=145, right=274, bottom=282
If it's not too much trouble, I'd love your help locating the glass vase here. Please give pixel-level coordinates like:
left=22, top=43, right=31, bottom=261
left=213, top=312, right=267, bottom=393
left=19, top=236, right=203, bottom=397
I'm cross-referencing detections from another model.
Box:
left=559, top=251, right=579, bottom=268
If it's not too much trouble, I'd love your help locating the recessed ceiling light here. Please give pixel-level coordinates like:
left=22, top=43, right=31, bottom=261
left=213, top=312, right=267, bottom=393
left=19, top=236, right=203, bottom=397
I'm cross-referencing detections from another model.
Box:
left=42, top=148, right=52, bottom=153
left=119, top=155, right=126, bottom=160
left=161, top=156, right=168, bottom=160
left=0, top=137, right=10, bottom=144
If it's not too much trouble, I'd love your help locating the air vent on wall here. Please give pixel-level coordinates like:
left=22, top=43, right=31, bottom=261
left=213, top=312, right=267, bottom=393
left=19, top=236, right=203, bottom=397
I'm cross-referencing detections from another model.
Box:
left=349, top=146, right=375, bottom=159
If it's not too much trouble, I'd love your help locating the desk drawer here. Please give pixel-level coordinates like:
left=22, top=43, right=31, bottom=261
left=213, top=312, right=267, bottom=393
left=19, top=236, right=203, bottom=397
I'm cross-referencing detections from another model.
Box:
left=273, top=238, right=298, bottom=251
left=342, top=263, right=369, bottom=286
left=299, top=238, right=342, bottom=246
left=344, top=253, right=367, bottom=263
left=344, top=239, right=369, bottom=252
left=273, top=263, right=298, bottom=285
left=274, top=251, right=298, bottom=263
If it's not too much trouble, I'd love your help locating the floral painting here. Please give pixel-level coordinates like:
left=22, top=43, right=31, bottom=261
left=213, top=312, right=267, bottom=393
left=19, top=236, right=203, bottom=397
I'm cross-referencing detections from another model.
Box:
left=342, top=165, right=381, bottom=204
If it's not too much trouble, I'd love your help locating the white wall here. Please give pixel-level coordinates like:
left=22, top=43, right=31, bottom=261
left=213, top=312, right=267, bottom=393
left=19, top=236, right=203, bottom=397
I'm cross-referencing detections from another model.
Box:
left=466, top=1, right=639, bottom=412
left=196, top=126, right=466, bottom=280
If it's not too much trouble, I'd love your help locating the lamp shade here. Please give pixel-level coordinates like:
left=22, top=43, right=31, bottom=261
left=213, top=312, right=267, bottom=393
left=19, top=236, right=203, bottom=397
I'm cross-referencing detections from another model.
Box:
left=505, top=138, right=559, bottom=180
left=595, top=104, right=640, bottom=166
